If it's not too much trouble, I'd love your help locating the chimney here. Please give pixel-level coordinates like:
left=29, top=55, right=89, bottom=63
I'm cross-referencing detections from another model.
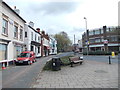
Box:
left=36, top=28, right=40, bottom=33
left=42, top=31, right=45, bottom=35
left=29, top=21, right=34, bottom=27
left=14, top=6, right=20, bottom=15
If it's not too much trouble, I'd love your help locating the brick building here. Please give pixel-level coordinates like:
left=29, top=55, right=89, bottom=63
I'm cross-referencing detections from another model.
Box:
left=82, top=26, right=120, bottom=53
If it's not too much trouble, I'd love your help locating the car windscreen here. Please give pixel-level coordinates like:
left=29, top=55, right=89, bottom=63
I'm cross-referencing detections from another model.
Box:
left=18, top=53, right=30, bottom=57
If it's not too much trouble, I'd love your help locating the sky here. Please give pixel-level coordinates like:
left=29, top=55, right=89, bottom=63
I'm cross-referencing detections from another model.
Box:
left=4, top=0, right=119, bottom=44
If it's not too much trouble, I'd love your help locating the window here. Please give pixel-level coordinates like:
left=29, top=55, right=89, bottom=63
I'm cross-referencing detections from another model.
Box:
left=14, top=25, right=18, bottom=38
left=38, top=36, right=40, bottom=42
left=25, top=32, right=27, bottom=37
left=89, top=31, right=94, bottom=35
left=0, top=44, right=7, bottom=60
left=106, top=28, right=110, bottom=32
left=95, top=30, right=100, bottom=35
left=100, top=29, right=103, bottom=34
left=89, top=39, right=95, bottom=43
left=31, top=32, right=33, bottom=41
left=95, top=38, right=101, bottom=43
left=111, top=36, right=118, bottom=41
left=2, top=18, right=8, bottom=35
left=35, top=34, right=37, bottom=41
left=20, top=29, right=23, bottom=40
left=38, top=47, right=40, bottom=53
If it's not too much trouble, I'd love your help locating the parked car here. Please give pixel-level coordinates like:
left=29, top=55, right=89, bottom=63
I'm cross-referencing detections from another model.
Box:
left=15, top=51, right=36, bottom=65
left=36, top=53, right=41, bottom=58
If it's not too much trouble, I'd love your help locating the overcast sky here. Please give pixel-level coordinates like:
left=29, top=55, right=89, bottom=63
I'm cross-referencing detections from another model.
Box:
left=4, top=0, right=119, bottom=43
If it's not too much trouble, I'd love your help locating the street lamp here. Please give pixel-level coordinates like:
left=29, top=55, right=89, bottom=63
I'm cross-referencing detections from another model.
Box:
left=84, top=17, right=88, bottom=55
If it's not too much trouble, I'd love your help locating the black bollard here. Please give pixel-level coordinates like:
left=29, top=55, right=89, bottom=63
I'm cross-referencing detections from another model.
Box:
left=109, top=56, right=111, bottom=64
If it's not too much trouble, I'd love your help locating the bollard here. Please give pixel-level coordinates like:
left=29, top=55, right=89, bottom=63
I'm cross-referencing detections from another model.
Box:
left=112, top=51, right=115, bottom=59
left=109, top=56, right=111, bottom=64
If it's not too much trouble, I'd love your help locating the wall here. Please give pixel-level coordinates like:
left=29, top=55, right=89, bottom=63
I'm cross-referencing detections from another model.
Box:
left=0, top=2, right=25, bottom=60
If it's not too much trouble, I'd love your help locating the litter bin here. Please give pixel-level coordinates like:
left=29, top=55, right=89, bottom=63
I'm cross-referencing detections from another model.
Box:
left=52, top=57, right=61, bottom=71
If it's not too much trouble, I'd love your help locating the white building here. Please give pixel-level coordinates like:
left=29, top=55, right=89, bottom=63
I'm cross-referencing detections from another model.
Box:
left=49, top=35, right=57, bottom=55
left=0, top=1, right=26, bottom=64
left=24, top=22, right=41, bottom=57
left=41, top=31, right=50, bottom=56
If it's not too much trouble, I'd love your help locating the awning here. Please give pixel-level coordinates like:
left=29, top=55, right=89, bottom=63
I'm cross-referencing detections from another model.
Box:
left=31, top=41, right=41, bottom=46
left=0, top=39, right=11, bottom=44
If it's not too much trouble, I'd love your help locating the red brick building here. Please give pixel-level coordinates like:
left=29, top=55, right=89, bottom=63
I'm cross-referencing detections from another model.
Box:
left=82, top=26, right=120, bottom=53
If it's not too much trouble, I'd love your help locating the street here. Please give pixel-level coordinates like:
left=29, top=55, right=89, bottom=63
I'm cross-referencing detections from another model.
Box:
left=2, top=56, right=54, bottom=88
left=2, top=52, right=119, bottom=88
left=83, top=55, right=118, bottom=63
left=2, top=52, right=73, bottom=88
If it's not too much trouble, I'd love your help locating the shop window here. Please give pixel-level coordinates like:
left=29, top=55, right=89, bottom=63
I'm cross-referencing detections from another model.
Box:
left=0, top=44, right=7, bottom=60
left=31, top=46, right=34, bottom=51
left=16, top=46, right=22, bottom=57
left=2, top=18, right=8, bottom=35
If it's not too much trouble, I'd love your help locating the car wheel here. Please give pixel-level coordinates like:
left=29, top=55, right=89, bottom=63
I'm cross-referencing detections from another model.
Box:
left=15, top=63, right=19, bottom=65
left=28, top=61, right=32, bottom=65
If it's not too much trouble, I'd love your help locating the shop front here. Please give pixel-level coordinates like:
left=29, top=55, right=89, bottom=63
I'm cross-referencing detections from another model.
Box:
left=0, top=39, right=11, bottom=61
left=13, top=41, right=25, bottom=58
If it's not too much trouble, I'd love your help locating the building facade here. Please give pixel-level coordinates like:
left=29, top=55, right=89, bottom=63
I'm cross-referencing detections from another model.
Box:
left=82, top=26, right=120, bottom=53
left=41, top=31, right=50, bottom=57
left=49, top=35, right=57, bottom=55
left=24, top=22, right=41, bottom=57
left=0, top=1, right=26, bottom=63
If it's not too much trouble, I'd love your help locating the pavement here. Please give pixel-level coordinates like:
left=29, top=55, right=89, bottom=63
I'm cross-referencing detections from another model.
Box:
left=31, top=58, right=118, bottom=89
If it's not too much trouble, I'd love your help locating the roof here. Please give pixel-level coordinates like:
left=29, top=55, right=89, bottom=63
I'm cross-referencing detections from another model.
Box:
left=2, top=1, right=26, bottom=23
left=28, top=25, right=41, bottom=35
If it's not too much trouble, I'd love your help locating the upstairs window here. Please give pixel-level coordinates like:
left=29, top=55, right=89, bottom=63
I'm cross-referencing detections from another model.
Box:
left=2, top=18, right=8, bottom=35
left=95, top=38, right=101, bottom=43
left=20, top=29, right=23, bottom=40
left=14, top=25, right=18, bottom=39
left=35, top=34, right=37, bottom=41
left=31, top=32, right=33, bottom=41
left=100, top=29, right=103, bottom=34
left=89, top=31, right=94, bottom=35
left=95, top=30, right=100, bottom=35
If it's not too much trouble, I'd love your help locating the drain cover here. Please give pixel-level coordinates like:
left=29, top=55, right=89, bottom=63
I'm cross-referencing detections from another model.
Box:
left=95, top=70, right=107, bottom=73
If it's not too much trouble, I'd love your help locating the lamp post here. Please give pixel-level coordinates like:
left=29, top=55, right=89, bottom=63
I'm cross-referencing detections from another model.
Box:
left=84, top=17, right=89, bottom=55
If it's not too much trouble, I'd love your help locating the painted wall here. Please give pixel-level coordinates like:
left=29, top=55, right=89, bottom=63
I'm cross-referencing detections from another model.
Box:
left=0, top=2, right=25, bottom=60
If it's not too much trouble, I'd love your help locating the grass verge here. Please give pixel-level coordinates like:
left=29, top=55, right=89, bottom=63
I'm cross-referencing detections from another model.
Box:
left=43, top=55, right=73, bottom=71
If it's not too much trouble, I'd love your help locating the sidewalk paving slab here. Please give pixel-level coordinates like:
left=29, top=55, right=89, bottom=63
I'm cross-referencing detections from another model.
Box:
left=31, top=60, right=118, bottom=89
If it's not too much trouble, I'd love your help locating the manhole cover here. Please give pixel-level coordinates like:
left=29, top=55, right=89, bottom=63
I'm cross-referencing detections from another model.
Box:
left=95, top=70, right=108, bottom=73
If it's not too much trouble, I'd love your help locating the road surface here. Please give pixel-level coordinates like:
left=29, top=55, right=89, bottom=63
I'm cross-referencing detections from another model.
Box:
left=2, top=52, right=73, bottom=88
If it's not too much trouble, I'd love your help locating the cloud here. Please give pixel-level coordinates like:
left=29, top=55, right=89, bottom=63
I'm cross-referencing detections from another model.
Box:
left=27, top=1, right=80, bottom=16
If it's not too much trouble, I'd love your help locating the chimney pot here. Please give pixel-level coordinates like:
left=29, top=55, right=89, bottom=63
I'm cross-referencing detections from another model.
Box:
left=14, top=6, right=16, bottom=9
left=36, top=28, right=40, bottom=33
